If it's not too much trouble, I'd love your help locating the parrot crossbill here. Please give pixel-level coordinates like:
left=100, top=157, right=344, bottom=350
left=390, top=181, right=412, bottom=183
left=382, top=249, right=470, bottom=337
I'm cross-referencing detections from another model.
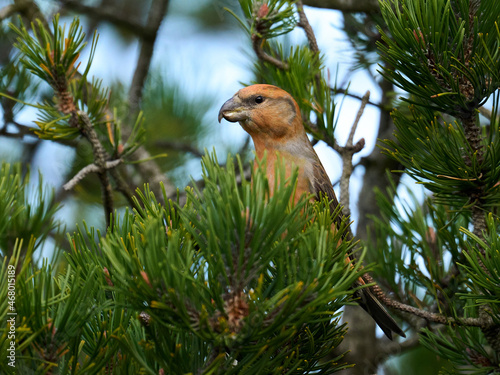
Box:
left=218, top=84, right=405, bottom=340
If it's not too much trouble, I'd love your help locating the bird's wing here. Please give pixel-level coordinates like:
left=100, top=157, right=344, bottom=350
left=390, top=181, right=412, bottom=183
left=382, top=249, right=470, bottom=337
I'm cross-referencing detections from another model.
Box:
left=311, top=159, right=352, bottom=241
left=311, top=156, right=406, bottom=340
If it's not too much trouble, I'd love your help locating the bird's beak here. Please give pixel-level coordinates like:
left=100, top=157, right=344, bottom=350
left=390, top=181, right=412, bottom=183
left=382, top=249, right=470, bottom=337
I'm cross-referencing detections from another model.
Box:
left=218, top=95, right=247, bottom=123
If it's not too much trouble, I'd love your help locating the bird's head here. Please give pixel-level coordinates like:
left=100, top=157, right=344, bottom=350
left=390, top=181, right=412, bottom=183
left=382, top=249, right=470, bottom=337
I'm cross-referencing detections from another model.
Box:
left=218, top=84, right=304, bottom=143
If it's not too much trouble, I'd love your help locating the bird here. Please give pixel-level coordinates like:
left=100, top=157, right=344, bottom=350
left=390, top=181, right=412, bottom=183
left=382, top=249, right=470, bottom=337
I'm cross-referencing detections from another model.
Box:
left=218, top=83, right=405, bottom=340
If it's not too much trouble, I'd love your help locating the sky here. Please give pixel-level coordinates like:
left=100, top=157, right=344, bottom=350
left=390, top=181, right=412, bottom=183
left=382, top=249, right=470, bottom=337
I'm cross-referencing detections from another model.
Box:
left=0, top=0, right=425, bottom=238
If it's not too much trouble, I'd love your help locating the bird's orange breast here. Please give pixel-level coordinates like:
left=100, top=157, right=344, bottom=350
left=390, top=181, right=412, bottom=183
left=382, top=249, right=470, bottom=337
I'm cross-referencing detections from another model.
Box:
left=254, top=149, right=313, bottom=206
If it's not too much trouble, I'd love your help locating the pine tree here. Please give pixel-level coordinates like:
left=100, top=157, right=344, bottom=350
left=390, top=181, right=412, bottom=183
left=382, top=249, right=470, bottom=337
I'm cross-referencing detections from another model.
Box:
left=1, top=0, right=499, bottom=374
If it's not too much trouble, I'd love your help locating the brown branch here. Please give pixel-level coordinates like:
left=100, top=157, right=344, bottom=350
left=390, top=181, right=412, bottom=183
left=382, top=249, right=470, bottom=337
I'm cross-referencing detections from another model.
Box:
left=77, top=111, right=114, bottom=226
left=251, top=35, right=289, bottom=70
left=127, top=0, right=170, bottom=115
left=296, top=0, right=319, bottom=53
left=154, top=140, right=204, bottom=158
left=59, top=0, right=150, bottom=39
left=63, top=159, right=123, bottom=191
left=302, top=0, right=380, bottom=13
left=479, top=106, right=492, bottom=120
left=0, top=4, right=19, bottom=21
left=364, top=273, right=494, bottom=328
left=338, top=91, right=369, bottom=217
left=376, top=334, right=420, bottom=366
left=108, top=168, right=138, bottom=209
left=13, top=0, right=50, bottom=31
left=10, top=0, right=174, bottom=217
left=332, top=87, right=383, bottom=109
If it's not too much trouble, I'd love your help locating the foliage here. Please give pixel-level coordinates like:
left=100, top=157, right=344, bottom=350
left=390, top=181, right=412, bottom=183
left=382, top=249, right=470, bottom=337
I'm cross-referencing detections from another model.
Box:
left=0, top=162, right=60, bottom=258
left=1, top=0, right=499, bottom=374
left=1, top=154, right=362, bottom=374
left=371, top=0, right=500, bottom=373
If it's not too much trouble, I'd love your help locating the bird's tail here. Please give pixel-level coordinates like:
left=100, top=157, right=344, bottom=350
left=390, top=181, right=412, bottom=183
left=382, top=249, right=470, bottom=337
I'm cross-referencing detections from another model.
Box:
left=355, top=284, right=406, bottom=340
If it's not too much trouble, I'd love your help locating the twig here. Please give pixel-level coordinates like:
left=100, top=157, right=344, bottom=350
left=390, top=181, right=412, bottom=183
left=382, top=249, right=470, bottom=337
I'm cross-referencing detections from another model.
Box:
left=251, top=35, right=289, bottom=70
left=479, top=106, right=492, bottom=120
left=376, top=334, right=420, bottom=365
left=302, top=0, right=380, bottom=13
left=13, top=0, right=50, bottom=31
left=154, top=140, right=204, bottom=158
left=127, top=0, right=170, bottom=116
left=331, top=87, right=382, bottom=108
left=77, top=111, right=114, bottom=226
left=363, top=273, right=494, bottom=328
left=108, top=167, right=138, bottom=209
left=0, top=4, right=19, bottom=21
left=296, top=0, right=319, bottom=53
left=63, top=159, right=122, bottom=191
left=338, top=91, right=369, bottom=217
left=59, top=0, right=150, bottom=39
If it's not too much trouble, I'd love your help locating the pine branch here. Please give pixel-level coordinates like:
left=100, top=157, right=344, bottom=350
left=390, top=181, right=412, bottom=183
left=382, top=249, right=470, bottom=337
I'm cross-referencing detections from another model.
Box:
left=296, top=0, right=319, bottom=54
left=364, top=273, right=494, bottom=328
left=63, top=158, right=122, bottom=191
left=10, top=1, right=174, bottom=210
left=77, top=111, right=114, bottom=225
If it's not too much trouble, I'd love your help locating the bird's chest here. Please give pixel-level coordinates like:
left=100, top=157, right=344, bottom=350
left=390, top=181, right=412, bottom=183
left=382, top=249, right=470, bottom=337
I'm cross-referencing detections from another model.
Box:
left=256, top=151, right=314, bottom=205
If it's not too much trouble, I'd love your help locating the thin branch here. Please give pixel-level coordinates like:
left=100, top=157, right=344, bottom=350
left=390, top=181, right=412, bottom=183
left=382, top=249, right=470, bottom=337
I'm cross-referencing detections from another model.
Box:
left=338, top=91, right=369, bottom=217
left=108, top=167, right=138, bottom=209
left=77, top=111, right=114, bottom=226
left=63, top=159, right=123, bottom=191
left=127, top=0, right=170, bottom=116
left=376, top=334, right=420, bottom=364
left=479, top=106, right=492, bottom=120
left=302, top=0, right=380, bottom=13
left=59, top=0, right=150, bottom=39
left=0, top=4, right=19, bottom=21
left=154, top=140, right=204, bottom=158
left=251, top=35, right=289, bottom=70
left=332, top=87, right=383, bottom=109
left=364, top=273, right=494, bottom=328
left=347, top=91, right=369, bottom=147
left=13, top=0, right=50, bottom=31
left=0, top=121, right=80, bottom=147
left=296, top=0, right=319, bottom=53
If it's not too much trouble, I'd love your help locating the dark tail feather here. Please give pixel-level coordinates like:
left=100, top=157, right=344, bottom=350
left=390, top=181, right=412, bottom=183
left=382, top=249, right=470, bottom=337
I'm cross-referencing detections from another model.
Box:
left=356, top=288, right=406, bottom=340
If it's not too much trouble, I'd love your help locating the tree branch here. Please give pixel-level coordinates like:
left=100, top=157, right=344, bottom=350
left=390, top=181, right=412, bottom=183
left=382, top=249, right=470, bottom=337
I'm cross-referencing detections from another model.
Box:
left=332, top=87, right=383, bottom=109
left=296, top=0, right=319, bottom=53
left=338, top=91, right=369, bottom=217
left=154, top=140, right=204, bottom=158
left=302, top=0, right=380, bottom=13
left=251, top=35, right=289, bottom=70
left=63, top=159, right=123, bottom=191
left=364, top=273, right=494, bottom=328
left=127, top=0, right=170, bottom=115
left=0, top=4, right=19, bottom=21
left=59, top=0, right=150, bottom=39
left=77, top=111, right=114, bottom=226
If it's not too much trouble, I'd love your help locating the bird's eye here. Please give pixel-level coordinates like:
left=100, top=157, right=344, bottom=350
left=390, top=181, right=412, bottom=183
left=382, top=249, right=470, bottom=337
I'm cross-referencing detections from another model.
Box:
left=255, top=96, right=264, bottom=104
